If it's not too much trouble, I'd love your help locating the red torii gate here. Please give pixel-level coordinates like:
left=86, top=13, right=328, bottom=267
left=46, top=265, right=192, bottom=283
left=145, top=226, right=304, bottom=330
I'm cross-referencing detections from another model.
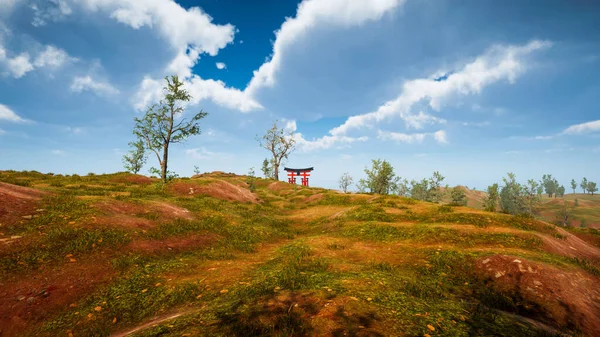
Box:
left=284, top=167, right=314, bottom=187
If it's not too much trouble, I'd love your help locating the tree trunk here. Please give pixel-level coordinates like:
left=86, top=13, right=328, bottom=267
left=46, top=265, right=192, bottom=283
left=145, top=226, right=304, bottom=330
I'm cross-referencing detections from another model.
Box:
left=162, top=144, right=169, bottom=182
left=273, top=160, right=279, bottom=181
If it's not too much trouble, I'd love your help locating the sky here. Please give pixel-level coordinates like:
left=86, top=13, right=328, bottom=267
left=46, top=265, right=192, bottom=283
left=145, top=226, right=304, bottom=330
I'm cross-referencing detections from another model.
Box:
left=0, top=0, right=599, bottom=191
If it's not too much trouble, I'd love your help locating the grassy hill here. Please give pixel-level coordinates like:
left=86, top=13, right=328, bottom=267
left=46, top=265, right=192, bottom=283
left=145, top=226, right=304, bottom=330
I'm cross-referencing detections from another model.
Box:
left=1, top=170, right=599, bottom=336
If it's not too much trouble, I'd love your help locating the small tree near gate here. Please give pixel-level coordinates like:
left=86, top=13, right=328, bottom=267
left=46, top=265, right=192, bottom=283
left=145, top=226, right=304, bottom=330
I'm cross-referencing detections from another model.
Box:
left=257, top=121, right=296, bottom=181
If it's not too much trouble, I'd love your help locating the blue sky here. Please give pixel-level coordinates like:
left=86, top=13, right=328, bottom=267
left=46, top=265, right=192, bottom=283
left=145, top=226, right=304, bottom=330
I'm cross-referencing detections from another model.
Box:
left=0, top=0, right=599, bottom=191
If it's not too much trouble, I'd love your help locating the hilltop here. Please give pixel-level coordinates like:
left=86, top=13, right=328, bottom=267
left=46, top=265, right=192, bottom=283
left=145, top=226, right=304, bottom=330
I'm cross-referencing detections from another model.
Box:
left=0, top=170, right=599, bottom=336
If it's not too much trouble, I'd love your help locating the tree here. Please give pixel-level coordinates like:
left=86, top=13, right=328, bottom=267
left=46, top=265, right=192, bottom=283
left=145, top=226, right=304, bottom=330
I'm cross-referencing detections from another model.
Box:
left=581, top=177, right=588, bottom=194
left=523, top=179, right=542, bottom=216
left=483, top=183, right=499, bottom=212
left=193, top=165, right=201, bottom=175
left=449, top=187, right=468, bottom=206
left=122, top=139, right=147, bottom=174
left=557, top=185, right=565, bottom=198
left=588, top=181, right=598, bottom=196
left=500, top=173, right=526, bottom=215
left=396, top=178, right=410, bottom=197
left=571, top=179, right=577, bottom=194
left=257, top=121, right=296, bottom=181
left=556, top=200, right=576, bottom=227
left=427, top=171, right=445, bottom=203
left=542, top=174, right=558, bottom=198
left=133, top=75, right=207, bottom=183
left=246, top=167, right=256, bottom=192
left=338, top=172, right=353, bottom=193
left=409, top=179, right=429, bottom=201
left=357, top=159, right=400, bottom=195
left=261, top=158, right=273, bottom=179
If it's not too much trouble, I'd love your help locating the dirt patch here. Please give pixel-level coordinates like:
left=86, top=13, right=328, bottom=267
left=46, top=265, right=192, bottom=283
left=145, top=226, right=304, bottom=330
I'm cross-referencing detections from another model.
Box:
left=0, top=257, right=114, bottom=337
left=127, top=234, right=218, bottom=255
left=474, top=254, right=600, bottom=335
left=192, top=171, right=238, bottom=179
left=539, top=227, right=600, bottom=263
left=91, top=200, right=193, bottom=229
left=170, top=180, right=259, bottom=203
left=267, top=181, right=294, bottom=192
left=0, top=182, right=48, bottom=225
left=303, top=193, right=324, bottom=203
left=109, top=174, right=155, bottom=185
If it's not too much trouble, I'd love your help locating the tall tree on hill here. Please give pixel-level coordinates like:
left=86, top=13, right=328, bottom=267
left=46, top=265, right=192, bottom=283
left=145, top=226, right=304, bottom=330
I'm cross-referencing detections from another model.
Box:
left=588, top=181, right=598, bottom=196
left=428, top=171, right=445, bottom=203
left=133, top=75, right=208, bottom=183
left=257, top=121, right=296, bottom=181
left=571, top=179, right=577, bottom=194
left=542, top=174, right=558, bottom=198
left=500, top=173, right=526, bottom=215
left=449, top=187, right=468, bottom=206
left=581, top=177, right=588, bottom=194
left=357, top=159, right=400, bottom=195
left=483, top=183, right=499, bottom=212
left=524, top=179, right=541, bottom=216
left=122, top=139, right=146, bottom=174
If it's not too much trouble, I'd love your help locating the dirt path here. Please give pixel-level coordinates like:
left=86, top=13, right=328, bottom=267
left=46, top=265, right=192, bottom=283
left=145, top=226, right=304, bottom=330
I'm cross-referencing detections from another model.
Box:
left=110, top=309, right=195, bottom=337
left=537, top=227, right=600, bottom=263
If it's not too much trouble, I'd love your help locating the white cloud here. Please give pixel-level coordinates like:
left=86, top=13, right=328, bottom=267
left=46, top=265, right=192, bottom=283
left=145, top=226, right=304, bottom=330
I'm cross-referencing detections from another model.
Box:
left=329, top=40, right=552, bottom=137
left=562, top=120, right=600, bottom=135
left=31, top=0, right=72, bottom=27
left=65, top=126, right=83, bottom=134
left=185, top=147, right=231, bottom=160
left=534, top=135, right=553, bottom=140
left=433, top=130, right=448, bottom=144
left=294, top=132, right=369, bottom=152
left=127, top=0, right=403, bottom=112
left=6, top=52, right=34, bottom=78
left=34, top=45, right=74, bottom=68
left=245, top=0, right=406, bottom=97
left=0, top=103, right=29, bottom=123
left=70, top=76, right=119, bottom=96
left=461, top=121, right=490, bottom=127
left=216, top=62, right=226, bottom=70
left=377, top=129, right=448, bottom=144
left=51, top=149, right=66, bottom=156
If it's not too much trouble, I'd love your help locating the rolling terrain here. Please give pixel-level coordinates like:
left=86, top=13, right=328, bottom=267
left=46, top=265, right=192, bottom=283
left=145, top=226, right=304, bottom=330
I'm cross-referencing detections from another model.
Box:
left=1, top=170, right=599, bottom=336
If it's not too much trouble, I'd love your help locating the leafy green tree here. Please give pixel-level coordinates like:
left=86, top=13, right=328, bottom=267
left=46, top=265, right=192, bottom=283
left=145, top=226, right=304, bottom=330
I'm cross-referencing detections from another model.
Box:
left=588, top=181, right=598, bottom=196
left=542, top=174, right=558, bottom=198
left=483, top=183, right=499, bottom=212
left=581, top=177, right=588, bottom=194
left=571, top=179, right=577, bottom=194
left=357, top=159, right=400, bottom=195
left=122, top=139, right=147, bottom=174
left=449, top=187, right=468, bottom=206
left=427, top=171, right=445, bottom=203
left=557, top=185, right=565, bottom=198
left=409, top=178, right=429, bottom=201
left=338, top=172, right=353, bottom=193
left=133, top=75, right=208, bottom=183
left=395, top=178, right=410, bottom=197
left=257, top=121, right=296, bottom=181
left=261, top=158, right=273, bottom=179
left=523, top=179, right=542, bottom=216
left=500, top=173, right=526, bottom=215
left=556, top=200, right=576, bottom=226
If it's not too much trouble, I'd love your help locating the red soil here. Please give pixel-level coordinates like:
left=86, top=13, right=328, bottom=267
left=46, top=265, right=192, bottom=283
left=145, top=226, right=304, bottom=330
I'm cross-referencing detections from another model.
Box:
left=475, top=255, right=600, bottom=335
left=0, top=257, right=114, bottom=337
left=109, top=174, right=155, bottom=185
left=91, top=199, right=193, bottom=229
left=0, top=182, right=47, bottom=226
left=540, top=227, right=600, bottom=263
left=169, top=180, right=259, bottom=203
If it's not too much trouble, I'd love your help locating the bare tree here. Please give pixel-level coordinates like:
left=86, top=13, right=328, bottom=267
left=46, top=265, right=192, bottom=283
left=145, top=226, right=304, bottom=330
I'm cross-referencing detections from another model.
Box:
left=256, top=121, right=296, bottom=181
left=338, top=172, right=353, bottom=193
left=133, top=75, right=207, bottom=183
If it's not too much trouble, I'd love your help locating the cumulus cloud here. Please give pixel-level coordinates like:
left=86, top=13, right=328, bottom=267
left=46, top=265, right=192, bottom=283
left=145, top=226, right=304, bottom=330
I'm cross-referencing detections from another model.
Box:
left=562, top=120, right=600, bottom=135
left=34, top=45, right=75, bottom=68
left=329, top=40, right=552, bottom=137
left=125, top=0, right=404, bottom=112
left=31, top=0, right=72, bottom=27
left=70, top=76, right=119, bottom=96
left=377, top=129, right=448, bottom=144
left=0, top=43, right=74, bottom=78
left=245, top=0, right=406, bottom=97
left=215, top=62, right=226, bottom=70
left=0, top=103, right=29, bottom=122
